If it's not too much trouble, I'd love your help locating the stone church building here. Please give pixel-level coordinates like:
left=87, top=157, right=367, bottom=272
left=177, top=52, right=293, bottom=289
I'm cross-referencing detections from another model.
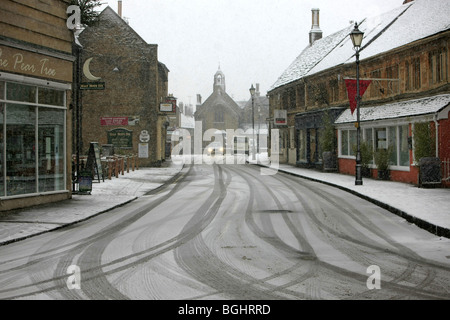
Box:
left=195, top=67, right=242, bottom=140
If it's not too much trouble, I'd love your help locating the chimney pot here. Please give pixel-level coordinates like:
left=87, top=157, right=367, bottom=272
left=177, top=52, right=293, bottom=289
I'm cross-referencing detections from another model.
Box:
left=118, top=0, right=123, bottom=18
left=309, top=8, right=322, bottom=45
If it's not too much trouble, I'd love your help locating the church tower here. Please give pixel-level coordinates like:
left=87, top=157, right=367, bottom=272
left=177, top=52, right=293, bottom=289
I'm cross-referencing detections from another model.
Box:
left=213, top=66, right=226, bottom=93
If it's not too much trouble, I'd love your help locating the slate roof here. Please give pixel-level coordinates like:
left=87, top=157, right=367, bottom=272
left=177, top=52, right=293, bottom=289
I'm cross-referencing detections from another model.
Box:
left=270, top=0, right=450, bottom=91
left=335, top=94, right=450, bottom=124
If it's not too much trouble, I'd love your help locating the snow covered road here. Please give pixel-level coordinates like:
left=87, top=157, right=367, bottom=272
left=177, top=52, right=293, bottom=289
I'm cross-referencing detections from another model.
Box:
left=0, top=163, right=449, bottom=300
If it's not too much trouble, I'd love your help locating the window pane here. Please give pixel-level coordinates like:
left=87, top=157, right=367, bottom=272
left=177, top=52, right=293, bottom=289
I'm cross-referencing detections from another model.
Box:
left=399, top=125, right=410, bottom=166
left=376, top=128, right=387, bottom=150
left=389, top=126, right=397, bottom=165
left=38, top=87, right=64, bottom=106
left=6, top=104, right=36, bottom=196
left=6, top=83, right=36, bottom=103
left=349, top=130, right=357, bottom=156
left=0, top=81, right=4, bottom=100
left=364, top=128, right=374, bottom=164
left=341, top=130, right=349, bottom=156
left=38, top=108, right=65, bottom=192
left=298, top=129, right=306, bottom=161
left=0, top=103, right=4, bottom=196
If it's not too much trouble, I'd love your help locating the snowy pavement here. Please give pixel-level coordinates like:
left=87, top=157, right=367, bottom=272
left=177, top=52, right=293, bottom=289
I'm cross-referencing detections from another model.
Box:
left=0, top=161, right=184, bottom=246
left=252, top=157, right=450, bottom=238
left=0, top=156, right=449, bottom=246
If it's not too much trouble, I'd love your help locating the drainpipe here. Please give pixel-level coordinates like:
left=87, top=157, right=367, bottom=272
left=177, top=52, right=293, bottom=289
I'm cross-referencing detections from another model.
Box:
left=433, top=114, right=439, bottom=158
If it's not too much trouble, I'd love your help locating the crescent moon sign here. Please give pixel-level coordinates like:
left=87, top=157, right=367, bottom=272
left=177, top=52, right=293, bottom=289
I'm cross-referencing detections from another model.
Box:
left=83, top=57, right=102, bottom=81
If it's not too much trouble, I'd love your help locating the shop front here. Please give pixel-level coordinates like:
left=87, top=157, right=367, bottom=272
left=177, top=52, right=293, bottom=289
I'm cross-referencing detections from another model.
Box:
left=295, top=108, right=344, bottom=168
left=335, top=94, right=450, bottom=185
left=0, top=44, right=73, bottom=210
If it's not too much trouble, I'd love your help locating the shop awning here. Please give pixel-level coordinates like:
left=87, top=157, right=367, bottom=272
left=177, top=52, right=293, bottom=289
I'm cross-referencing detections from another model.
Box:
left=335, top=94, right=450, bottom=125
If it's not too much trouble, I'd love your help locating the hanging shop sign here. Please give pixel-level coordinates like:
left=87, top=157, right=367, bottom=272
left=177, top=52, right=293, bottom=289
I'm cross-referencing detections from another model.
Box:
left=107, top=128, right=133, bottom=149
left=160, top=96, right=177, bottom=114
left=274, top=109, right=287, bottom=126
left=80, top=82, right=105, bottom=90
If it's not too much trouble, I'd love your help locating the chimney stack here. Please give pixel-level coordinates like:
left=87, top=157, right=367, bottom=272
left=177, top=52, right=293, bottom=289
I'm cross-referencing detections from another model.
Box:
left=309, top=8, right=322, bottom=45
left=118, top=0, right=123, bottom=18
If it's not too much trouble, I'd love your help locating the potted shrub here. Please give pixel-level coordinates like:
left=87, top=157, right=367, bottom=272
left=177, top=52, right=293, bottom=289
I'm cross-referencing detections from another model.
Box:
left=374, top=146, right=392, bottom=180
left=320, top=111, right=337, bottom=172
left=413, top=122, right=440, bottom=187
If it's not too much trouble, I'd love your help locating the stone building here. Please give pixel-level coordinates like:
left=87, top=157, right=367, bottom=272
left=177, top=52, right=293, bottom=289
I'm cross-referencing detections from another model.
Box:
left=0, top=0, right=74, bottom=211
left=78, top=6, right=170, bottom=167
left=194, top=67, right=242, bottom=146
left=268, top=0, right=450, bottom=186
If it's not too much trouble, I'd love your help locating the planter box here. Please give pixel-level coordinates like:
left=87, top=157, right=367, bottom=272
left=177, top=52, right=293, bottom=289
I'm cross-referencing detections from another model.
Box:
left=419, top=157, right=441, bottom=187
left=322, top=151, right=337, bottom=172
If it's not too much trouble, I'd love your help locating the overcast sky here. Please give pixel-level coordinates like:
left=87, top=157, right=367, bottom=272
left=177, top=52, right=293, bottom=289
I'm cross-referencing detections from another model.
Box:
left=97, top=0, right=405, bottom=106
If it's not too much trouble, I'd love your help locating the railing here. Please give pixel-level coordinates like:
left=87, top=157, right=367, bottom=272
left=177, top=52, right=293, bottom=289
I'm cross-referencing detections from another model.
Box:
left=102, top=155, right=139, bottom=180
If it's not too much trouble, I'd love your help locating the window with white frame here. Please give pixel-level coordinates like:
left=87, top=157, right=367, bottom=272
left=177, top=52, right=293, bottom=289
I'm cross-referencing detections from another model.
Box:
left=339, top=124, right=410, bottom=168
left=0, top=80, right=66, bottom=197
left=340, top=129, right=356, bottom=157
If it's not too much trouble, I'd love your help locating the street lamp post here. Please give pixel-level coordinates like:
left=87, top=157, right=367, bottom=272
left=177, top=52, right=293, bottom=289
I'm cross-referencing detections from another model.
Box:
left=350, top=22, right=364, bottom=186
left=249, top=84, right=256, bottom=161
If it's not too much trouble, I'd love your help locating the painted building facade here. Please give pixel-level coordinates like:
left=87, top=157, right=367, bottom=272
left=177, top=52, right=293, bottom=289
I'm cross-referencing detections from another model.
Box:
left=0, top=0, right=74, bottom=211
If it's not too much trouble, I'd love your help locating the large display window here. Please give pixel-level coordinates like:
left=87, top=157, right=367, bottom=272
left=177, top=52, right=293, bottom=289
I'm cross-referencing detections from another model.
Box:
left=0, top=80, right=66, bottom=197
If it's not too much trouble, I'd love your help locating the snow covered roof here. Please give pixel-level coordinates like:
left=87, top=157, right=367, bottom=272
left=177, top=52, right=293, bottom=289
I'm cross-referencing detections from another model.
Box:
left=270, top=25, right=352, bottom=90
left=335, top=94, right=450, bottom=124
left=180, top=113, right=195, bottom=129
left=270, top=0, right=450, bottom=91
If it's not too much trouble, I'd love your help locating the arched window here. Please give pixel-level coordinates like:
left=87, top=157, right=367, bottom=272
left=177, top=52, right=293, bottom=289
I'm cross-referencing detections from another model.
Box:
left=215, top=109, right=224, bottom=123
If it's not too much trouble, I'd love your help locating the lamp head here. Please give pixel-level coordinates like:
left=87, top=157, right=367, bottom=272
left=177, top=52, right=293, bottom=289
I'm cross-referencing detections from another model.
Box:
left=249, top=84, right=256, bottom=96
left=350, top=22, right=364, bottom=49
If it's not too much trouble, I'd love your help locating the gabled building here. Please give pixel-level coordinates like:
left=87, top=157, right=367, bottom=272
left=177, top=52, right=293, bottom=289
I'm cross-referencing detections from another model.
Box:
left=268, top=0, right=450, bottom=186
left=195, top=67, right=242, bottom=142
left=78, top=6, right=170, bottom=166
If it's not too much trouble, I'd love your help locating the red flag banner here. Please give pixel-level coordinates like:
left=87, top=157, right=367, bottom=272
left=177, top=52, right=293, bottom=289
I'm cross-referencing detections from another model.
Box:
left=344, top=79, right=372, bottom=115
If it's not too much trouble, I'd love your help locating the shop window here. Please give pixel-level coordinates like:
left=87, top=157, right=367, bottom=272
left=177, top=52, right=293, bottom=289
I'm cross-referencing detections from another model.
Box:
left=298, top=129, right=307, bottom=161
left=0, top=103, right=3, bottom=196
left=6, top=83, right=36, bottom=103
left=38, top=87, right=65, bottom=106
left=376, top=128, right=387, bottom=150
left=388, top=126, right=398, bottom=165
left=38, top=108, right=65, bottom=192
left=399, top=125, right=410, bottom=166
left=0, top=81, right=66, bottom=197
left=364, top=128, right=374, bottom=165
left=340, top=129, right=356, bottom=157
left=6, top=104, right=37, bottom=196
